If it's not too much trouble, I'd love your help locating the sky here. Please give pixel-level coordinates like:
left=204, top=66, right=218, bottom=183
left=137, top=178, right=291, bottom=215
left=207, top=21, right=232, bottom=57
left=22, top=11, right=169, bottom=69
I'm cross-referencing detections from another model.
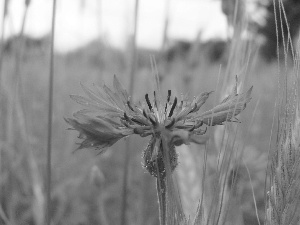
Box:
left=0, top=0, right=229, bottom=52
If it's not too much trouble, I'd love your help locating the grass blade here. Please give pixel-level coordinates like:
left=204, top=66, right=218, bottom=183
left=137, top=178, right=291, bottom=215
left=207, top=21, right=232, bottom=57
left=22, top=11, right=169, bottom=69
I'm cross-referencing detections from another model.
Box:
left=120, top=0, right=139, bottom=224
left=46, top=0, right=57, bottom=224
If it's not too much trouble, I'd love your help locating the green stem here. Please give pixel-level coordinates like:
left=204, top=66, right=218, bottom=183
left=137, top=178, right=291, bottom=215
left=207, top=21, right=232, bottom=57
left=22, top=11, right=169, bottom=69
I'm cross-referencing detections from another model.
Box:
left=156, top=156, right=167, bottom=225
left=0, top=0, right=8, bottom=86
left=158, top=133, right=186, bottom=225
left=46, top=0, right=57, bottom=224
left=156, top=134, right=175, bottom=225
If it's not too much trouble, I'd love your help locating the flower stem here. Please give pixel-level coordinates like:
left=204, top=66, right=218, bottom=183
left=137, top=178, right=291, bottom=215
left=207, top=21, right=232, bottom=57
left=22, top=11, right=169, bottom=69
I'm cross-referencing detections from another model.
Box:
left=156, top=156, right=167, bottom=225
left=156, top=133, right=177, bottom=225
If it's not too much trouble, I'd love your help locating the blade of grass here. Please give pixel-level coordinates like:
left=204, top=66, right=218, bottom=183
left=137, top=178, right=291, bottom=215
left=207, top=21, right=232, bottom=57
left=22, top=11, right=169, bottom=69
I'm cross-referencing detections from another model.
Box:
left=46, top=0, right=57, bottom=224
left=2, top=1, right=30, bottom=222
left=0, top=0, right=8, bottom=85
left=0, top=0, right=8, bottom=217
left=243, top=158, right=261, bottom=225
left=211, top=1, right=252, bottom=224
left=8, top=2, right=46, bottom=224
left=120, top=0, right=139, bottom=225
left=162, top=0, right=170, bottom=49
left=0, top=204, right=10, bottom=225
left=6, top=0, right=30, bottom=152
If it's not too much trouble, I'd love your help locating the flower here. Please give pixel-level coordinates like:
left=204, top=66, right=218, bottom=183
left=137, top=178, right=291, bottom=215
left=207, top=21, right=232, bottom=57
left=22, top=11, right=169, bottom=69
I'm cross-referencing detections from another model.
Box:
left=65, top=75, right=252, bottom=177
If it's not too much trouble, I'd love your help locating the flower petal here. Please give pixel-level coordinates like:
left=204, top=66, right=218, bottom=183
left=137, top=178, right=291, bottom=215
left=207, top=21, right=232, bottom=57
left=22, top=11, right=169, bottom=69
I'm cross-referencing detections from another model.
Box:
left=194, top=91, right=213, bottom=112
left=113, top=75, right=129, bottom=104
left=65, top=114, right=132, bottom=153
left=70, top=94, right=122, bottom=115
left=80, top=82, right=104, bottom=103
left=198, top=86, right=253, bottom=126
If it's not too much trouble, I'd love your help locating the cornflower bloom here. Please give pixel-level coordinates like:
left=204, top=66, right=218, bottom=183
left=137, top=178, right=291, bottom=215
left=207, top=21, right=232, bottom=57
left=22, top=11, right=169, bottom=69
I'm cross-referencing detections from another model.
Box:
left=65, top=75, right=252, bottom=178
left=65, top=75, right=252, bottom=224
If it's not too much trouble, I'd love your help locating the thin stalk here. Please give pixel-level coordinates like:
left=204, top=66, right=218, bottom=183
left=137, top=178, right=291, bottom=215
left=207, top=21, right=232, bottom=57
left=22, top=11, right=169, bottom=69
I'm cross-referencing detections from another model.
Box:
left=193, top=141, right=208, bottom=224
left=0, top=205, right=9, bottom=225
left=162, top=0, right=170, bottom=49
left=6, top=0, right=30, bottom=147
left=157, top=136, right=169, bottom=225
left=0, top=1, right=30, bottom=223
left=158, top=133, right=185, bottom=225
left=128, top=0, right=139, bottom=94
left=46, top=0, right=57, bottom=224
left=120, top=0, right=139, bottom=225
left=156, top=161, right=167, bottom=225
left=243, top=159, right=261, bottom=225
left=0, top=0, right=8, bottom=85
left=0, top=0, right=8, bottom=211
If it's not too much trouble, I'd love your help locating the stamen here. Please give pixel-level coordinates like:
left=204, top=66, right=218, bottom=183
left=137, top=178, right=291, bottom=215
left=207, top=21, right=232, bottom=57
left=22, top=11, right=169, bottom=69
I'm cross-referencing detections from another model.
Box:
left=164, top=103, right=168, bottom=114
left=195, top=120, right=203, bottom=129
left=153, top=91, right=157, bottom=107
left=165, top=90, right=171, bottom=113
left=145, top=94, right=152, bottom=111
left=167, top=90, right=171, bottom=102
left=168, top=97, right=177, bottom=117
left=148, top=115, right=157, bottom=125
left=123, top=112, right=130, bottom=121
left=178, top=100, right=183, bottom=109
left=131, top=118, right=144, bottom=125
left=165, top=118, right=176, bottom=129
left=189, top=103, right=197, bottom=114
left=120, top=119, right=130, bottom=128
left=188, top=125, right=195, bottom=132
left=143, top=109, right=148, bottom=118
left=127, top=101, right=135, bottom=111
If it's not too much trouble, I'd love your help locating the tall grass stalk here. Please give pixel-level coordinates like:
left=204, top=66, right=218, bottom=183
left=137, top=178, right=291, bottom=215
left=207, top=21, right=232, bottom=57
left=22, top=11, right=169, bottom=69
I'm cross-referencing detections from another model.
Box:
left=14, top=2, right=46, bottom=224
left=46, top=0, right=57, bottom=224
left=0, top=0, right=8, bottom=85
left=2, top=1, right=30, bottom=223
left=0, top=0, right=8, bottom=217
left=210, top=1, right=255, bottom=224
left=120, top=0, right=139, bottom=224
left=5, top=0, right=30, bottom=153
left=265, top=1, right=300, bottom=224
left=265, top=81, right=300, bottom=225
left=169, top=1, right=255, bottom=223
left=162, top=0, right=170, bottom=49
left=0, top=1, right=45, bottom=224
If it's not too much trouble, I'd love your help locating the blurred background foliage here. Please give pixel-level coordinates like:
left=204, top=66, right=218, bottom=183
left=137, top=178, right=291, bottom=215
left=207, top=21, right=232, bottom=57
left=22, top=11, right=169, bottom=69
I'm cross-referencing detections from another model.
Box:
left=0, top=0, right=299, bottom=224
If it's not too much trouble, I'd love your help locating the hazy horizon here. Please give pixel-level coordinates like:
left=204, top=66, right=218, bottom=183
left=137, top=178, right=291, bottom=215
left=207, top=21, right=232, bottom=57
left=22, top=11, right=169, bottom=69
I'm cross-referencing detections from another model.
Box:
left=0, top=0, right=229, bottom=52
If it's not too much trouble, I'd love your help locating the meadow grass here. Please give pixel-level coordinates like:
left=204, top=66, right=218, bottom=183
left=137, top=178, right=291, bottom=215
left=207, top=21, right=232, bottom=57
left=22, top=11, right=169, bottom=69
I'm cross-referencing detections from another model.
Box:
left=120, top=0, right=139, bottom=224
left=264, top=1, right=300, bottom=224
left=0, top=0, right=299, bottom=225
left=45, top=0, right=57, bottom=225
